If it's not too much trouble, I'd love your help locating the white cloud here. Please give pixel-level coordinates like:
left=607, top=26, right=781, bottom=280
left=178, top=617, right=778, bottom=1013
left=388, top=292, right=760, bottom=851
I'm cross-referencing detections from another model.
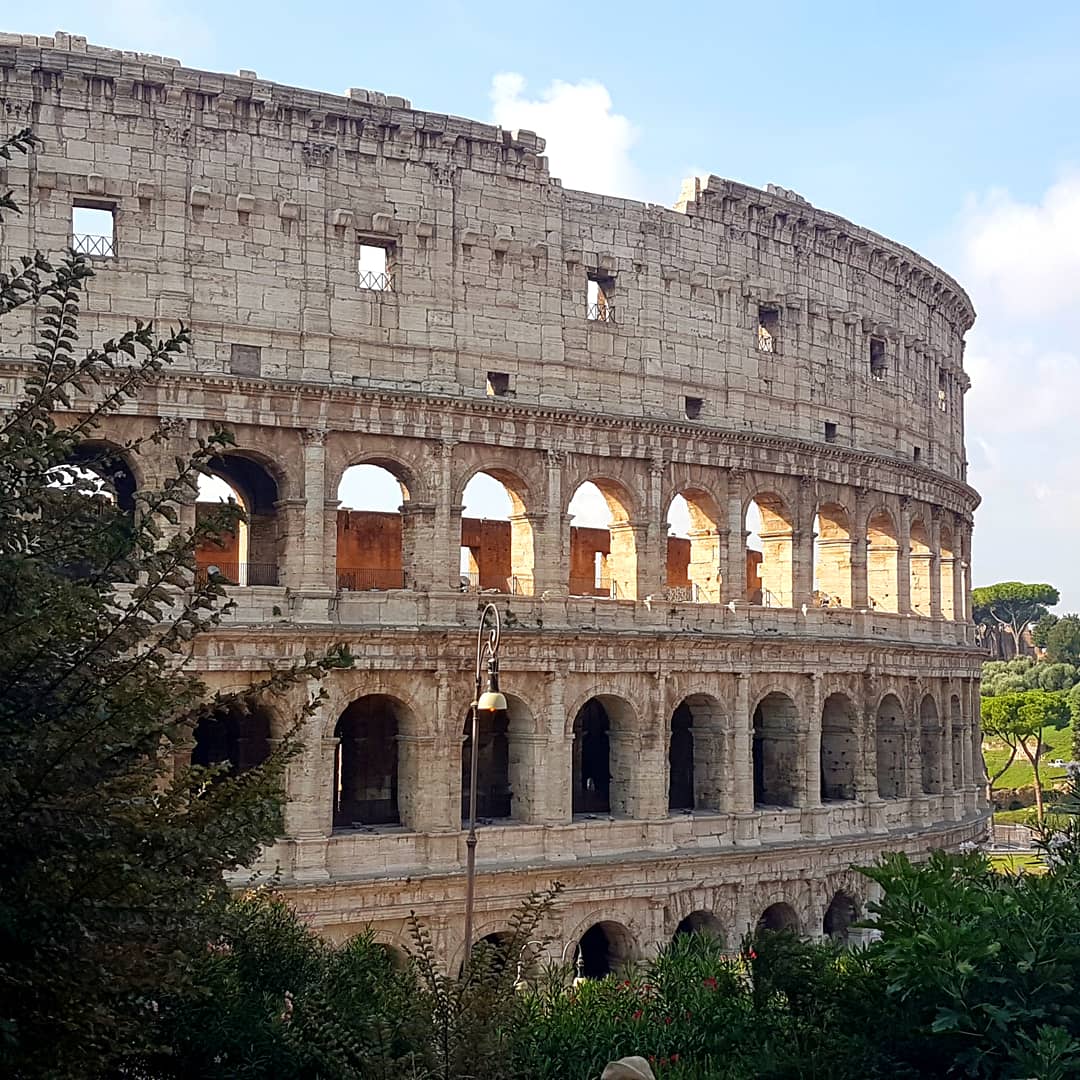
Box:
left=960, top=174, right=1080, bottom=608
left=489, top=73, right=643, bottom=199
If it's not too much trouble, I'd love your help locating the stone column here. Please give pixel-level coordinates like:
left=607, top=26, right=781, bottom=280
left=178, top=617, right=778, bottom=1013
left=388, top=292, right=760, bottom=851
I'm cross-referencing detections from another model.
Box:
left=544, top=672, right=572, bottom=822
left=609, top=520, right=648, bottom=601
left=732, top=674, right=754, bottom=814
left=641, top=458, right=669, bottom=598
left=538, top=449, right=568, bottom=597
left=401, top=501, right=437, bottom=590
left=508, top=511, right=543, bottom=595
left=952, top=516, right=966, bottom=624
left=282, top=687, right=335, bottom=882
left=897, top=497, right=912, bottom=615
left=792, top=476, right=815, bottom=609
left=430, top=440, right=459, bottom=591
left=299, top=428, right=334, bottom=591
left=929, top=509, right=943, bottom=620
left=724, top=470, right=747, bottom=604
left=850, top=488, right=869, bottom=609
left=804, top=674, right=822, bottom=807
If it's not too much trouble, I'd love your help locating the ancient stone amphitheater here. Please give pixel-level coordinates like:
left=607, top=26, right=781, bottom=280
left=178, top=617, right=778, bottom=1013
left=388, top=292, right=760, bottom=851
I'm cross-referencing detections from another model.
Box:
left=1, top=32, right=988, bottom=974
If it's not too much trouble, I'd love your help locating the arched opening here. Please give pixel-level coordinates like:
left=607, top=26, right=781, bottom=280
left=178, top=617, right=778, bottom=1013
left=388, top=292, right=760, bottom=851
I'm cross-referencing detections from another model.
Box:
left=190, top=701, right=273, bottom=773
left=375, top=942, right=409, bottom=971
left=460, top=470, right=534, bottom=595
left=823, top=893, right=859, bottom=942
left=665, top=489, right=722, bottom=602
left=940, top=526, right=956, bottom=620
left=196, top=454, right=281, bottom=586
left=572, top=698, right=610, bottom=814
left=673, top=694, right=726, bottom=812
left=753, top=692, right=800, bottom=807
left=866, top=509, right=899, bottom=613
left=909, top=519, right=932, bottom=616
left=577, top=921, right=635, bottom=978
left=333, top=694, right=403, bottom=829
left=336, top=462, right=408, bottom=591
left=674, top=911, right=724, bottom=943
left=757, top=903, right=800, bottom=934
left=467, top=931, right=514, bottom=975
left=51, top=443, right=138, bottom=513
left=951, top=695, right=964, bottom=790
left=820, top=693, right=858, bottom=802
left=746, top=494, right=793, bottom=607
left=568, top=480, right=636, bottom=600
left=875, top=694, right=906, bottom=799
left=461, top=706, right=511, bottom=824
left=813, top=503, right=852, bottom=607
left=668, top=703, right=695, bottom=811
left=920, top=695, right=942, bottom=794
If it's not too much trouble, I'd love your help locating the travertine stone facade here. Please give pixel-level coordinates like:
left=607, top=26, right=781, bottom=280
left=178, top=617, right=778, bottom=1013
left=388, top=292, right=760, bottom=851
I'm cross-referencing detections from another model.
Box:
left=0, top=32, right=988, bottom=971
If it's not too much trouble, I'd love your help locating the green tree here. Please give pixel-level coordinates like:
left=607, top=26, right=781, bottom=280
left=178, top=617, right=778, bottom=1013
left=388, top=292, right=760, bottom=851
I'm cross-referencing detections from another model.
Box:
left=1045, top=614, right=1080, bottom=665
left=981, top=691, right=1071, bottom=822
left=1032, top=613, right=1060, bottom=649
left=973, top=582, right=1060, bottom=658
left=0, top=128, right=348, bottom=1077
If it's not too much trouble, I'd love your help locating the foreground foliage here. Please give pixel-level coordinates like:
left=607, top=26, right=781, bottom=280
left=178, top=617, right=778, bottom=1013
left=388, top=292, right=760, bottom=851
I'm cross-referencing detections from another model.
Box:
left=0, top=129, right=347, bottom=1077
left=139, top=782, right=1080, bottom=1080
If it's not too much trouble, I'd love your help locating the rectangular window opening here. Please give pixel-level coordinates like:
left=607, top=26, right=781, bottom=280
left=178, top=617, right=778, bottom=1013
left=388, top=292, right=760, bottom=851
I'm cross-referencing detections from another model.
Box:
left=587, top=274, right=616, bottom=323
left=869, top=337, right=887, bottom=379
left=938, top=370, right=948, bottom=412
left=487, top=371, right=512, bottom=397
left=230, top=344, right=261, bottom=377
left=913, top=446, right=922, bottom=464
left=684, top=395, right=704, bottom=420
left=72, top=202, right=115, bottom=258
left=824, top=421, right=838, bottom=443
left=757, top=305, right=780, bottom=352
left=358, top=240, right=395, bottom=292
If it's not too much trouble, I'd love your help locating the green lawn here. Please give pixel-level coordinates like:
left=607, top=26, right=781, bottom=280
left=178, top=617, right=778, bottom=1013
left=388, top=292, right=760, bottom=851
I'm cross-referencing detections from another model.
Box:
left=989, top=853, right=1046, bottom=874
left=982, top=724, right=1074, bottom=790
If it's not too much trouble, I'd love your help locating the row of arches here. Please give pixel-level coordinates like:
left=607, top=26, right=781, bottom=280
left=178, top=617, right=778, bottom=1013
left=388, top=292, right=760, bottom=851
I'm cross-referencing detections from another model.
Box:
left=188, top=686, right=974, bottom=833
left=387, top=892, right=865, bottom=981
left=61, top=440, right=970, bottom=617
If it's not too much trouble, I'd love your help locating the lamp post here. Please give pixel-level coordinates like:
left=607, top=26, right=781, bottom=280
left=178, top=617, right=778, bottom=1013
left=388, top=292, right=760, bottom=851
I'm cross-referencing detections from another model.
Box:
left=462, top=602, right=506, bottom=965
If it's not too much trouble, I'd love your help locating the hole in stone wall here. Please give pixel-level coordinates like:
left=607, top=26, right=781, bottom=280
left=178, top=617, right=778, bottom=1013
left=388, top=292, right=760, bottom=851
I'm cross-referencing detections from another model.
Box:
left=757, top=305, right=780, bottom=352
left=869, top=337, right=887, bottom=379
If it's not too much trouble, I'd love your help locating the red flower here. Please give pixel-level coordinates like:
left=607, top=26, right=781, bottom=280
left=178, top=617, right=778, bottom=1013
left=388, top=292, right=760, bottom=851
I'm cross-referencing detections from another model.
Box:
left=649, top=1056, right=656, bottom=1064
left=664, top=1015, right=673, bottom=1025
left=660, top=1059, right=669, bottom=1068
left=703, top=976, right=718, bottom=989
left=671, top=1054, right=680, bottom=1063
left=632, top=1009, right=643, bottom=1021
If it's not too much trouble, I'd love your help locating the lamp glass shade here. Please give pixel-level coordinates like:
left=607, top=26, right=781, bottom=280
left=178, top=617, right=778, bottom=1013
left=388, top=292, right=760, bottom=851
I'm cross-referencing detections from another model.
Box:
left=477, top=690, right=507, bottom=712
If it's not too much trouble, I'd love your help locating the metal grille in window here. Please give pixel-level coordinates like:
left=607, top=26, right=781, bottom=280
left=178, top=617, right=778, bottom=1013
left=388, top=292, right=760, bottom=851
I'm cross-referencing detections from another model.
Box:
left=587, top=302, right=615, bottom=323
left=757, top=324, right=775, bottom=352
left=357, top=269, right=394, bottom=292
left=72, top=233, right=115, bottom=258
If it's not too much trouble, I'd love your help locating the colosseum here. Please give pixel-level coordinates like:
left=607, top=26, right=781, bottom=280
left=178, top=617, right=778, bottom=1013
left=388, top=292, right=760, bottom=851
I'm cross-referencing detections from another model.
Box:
left=1, top=32, right=988, bottom=974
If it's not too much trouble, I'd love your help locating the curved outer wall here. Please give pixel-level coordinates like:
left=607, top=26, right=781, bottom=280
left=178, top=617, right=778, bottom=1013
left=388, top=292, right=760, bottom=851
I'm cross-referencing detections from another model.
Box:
left=0, top=33, right=988, bottom=964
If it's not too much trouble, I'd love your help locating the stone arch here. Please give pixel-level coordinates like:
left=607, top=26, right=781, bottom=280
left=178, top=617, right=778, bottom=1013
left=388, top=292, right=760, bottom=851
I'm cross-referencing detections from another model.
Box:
left=336, top=458, right=412, bottom=591
left=575, top=919, right=637, bottom=978
left=665, top=485, right=723, bottom=602
left=190, top=700, right=274, bottom=774
left=335, top=450, right=421, bottom=503
left=332, top=693, right=417, bottom=830
left=866, top=506, right=900, bottom=613
left=752, top=691, right=801, bottom=807
left=669, top=692, right=726, bottom=812
left=950, top=693, right=965, bottom=789
left=746, top=491, right=793, bottom=608
left=940, top=524, right=956, bottom=620
left=567, top=476, right=638, bottom=600
left=62, top=440, right=141, bottom=512
left=920, top=693, right=943, bottom=794
left=813, top=501, right=852, bottom=607
left=909, top=517, right=932, bottom=616
left=570, top=693, right=637, bottom=816
left=876, top=693, right=906, bottom=798
left=823, top=892, right=860, bottom=942
left=674, top=910, right=725, bottom=943
left=320, top=676, right=430, bottom=740
left=820, top=692, right=859, bottom=801
left=757, top=902, right=801, bottom=934
left=459, top=465, right=535, bottom=595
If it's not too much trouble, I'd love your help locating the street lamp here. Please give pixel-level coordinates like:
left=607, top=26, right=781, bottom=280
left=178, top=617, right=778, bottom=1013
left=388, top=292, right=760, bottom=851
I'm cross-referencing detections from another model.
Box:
left=463, top=602, right=506, bottom=964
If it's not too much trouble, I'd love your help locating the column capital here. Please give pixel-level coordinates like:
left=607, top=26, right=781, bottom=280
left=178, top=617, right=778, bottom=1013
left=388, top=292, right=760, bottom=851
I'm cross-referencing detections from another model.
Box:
left=301, top=426, right=328, bottom=447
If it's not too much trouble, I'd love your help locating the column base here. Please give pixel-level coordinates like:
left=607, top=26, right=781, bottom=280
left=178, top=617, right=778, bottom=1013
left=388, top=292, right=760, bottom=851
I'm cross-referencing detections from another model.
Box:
left=732, top=811, right=760, bottom=847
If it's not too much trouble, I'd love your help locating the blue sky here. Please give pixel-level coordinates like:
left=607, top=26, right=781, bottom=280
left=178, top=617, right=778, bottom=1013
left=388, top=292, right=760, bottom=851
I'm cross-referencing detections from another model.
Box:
left=20, top=2, right=1080, bottom=609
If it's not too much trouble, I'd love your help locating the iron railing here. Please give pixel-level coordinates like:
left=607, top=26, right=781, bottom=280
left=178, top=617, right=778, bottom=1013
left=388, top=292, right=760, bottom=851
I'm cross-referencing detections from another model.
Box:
left=586, top=303, right=615, bottom=323
left=196, top=561, right=279, bottom=586
left=358, top=269, right=394, bottom=292
left=757, top=326, right=775, bottom=352
left=337, top=568, right=406, bottom=591
left=333, top=797, right=399, bottom=829
left=509, top=574, right=534, bottom=596
left=662, top=584, right=695, bottom=603
left=72, top=233, right=115, bottom=258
